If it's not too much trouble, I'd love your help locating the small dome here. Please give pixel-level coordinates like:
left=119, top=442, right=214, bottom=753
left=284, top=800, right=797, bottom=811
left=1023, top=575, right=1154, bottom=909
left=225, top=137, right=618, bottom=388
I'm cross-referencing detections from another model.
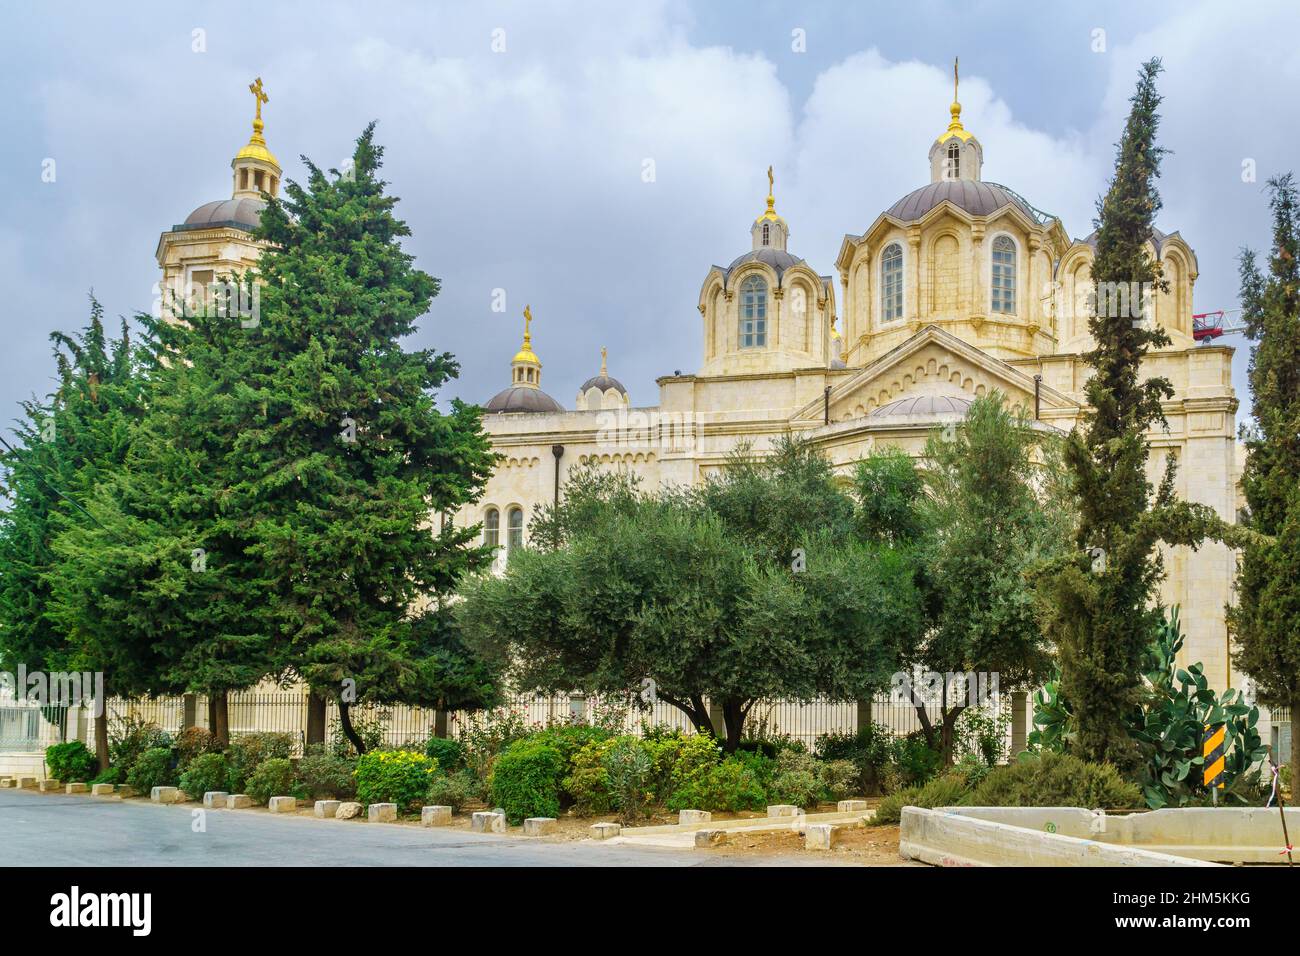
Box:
left=580, top=373, right=626, bottom=395
left=725, top=248, right=804, bottom=280
left=484, top=386, right=564, bottom=414
left=178, top=197, right=266, bottom=232
left=884, top=181, right=1042, bottom=224
left=868, top=394, right=972, bottom=419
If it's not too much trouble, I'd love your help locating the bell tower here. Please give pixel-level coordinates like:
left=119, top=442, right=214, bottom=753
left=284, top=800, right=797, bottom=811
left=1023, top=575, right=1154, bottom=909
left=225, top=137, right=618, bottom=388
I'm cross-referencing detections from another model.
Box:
left=928, top=58, right=983, bottom=183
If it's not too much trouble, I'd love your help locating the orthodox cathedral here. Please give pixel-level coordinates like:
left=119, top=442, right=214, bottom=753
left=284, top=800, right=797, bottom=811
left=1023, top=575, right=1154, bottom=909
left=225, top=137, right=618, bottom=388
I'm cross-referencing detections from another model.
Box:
left=157, top=74, right=1243, bottom=695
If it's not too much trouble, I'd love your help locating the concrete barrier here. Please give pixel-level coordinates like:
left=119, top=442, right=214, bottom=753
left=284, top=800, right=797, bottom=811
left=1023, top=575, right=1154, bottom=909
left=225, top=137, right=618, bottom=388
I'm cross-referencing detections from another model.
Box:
left=38, top=779, right=62, bottom=793
left=202, top=791, right=229, bottom=808
left=678, top=809, right=711, bottom=825
left=91, top=784, right=115, bottom=796
left=315, top=800, right=341, bottom=819
left=368, top=803, right=398, bottom=823
left=766, top=805, right=799, bottom=818
left=590, top=822, right=620, bottom=840
left=471, top=810, right=506, bottom=833
left=524, top=817, right=558, bottom=836
left=226, top=794, right=254, bottom=809
left=805, top=824, right=840, bottom=850
left=150, top=786, right=182, bottom=804
left=269, top=796, right=298, bottom=813
left=16, top=777, right=38, bottom=790
left=900, top=807, right=1220, bottom=867
left=65, top=783, right=89, bottom=794
left=837, top=799, right=870, bottom=813
left=421, top=805, right=453, bottom=827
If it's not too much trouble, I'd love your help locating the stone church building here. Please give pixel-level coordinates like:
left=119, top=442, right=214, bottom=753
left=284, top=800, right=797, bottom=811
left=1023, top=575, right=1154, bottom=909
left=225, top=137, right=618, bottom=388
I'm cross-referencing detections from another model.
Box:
left=156, top=78, right=1244, bottom=703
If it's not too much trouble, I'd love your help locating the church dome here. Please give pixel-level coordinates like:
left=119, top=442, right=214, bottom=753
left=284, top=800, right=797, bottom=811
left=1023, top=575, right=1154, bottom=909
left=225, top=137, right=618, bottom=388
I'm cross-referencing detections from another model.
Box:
left=484, top=385, right=565, bottom=414
left=178, top=197, right=266, bottom=232
left=580, top=372, right=626, bottom=395
left=884, top=180, right=1040, bottom=224
left=725, top=247, right=804, bottom=279
left=868, top=394, right=972, bottom=418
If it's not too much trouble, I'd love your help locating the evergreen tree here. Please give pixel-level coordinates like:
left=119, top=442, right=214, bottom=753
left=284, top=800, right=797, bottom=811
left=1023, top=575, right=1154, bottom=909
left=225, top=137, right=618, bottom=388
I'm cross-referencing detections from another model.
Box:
left=1227, top=173, right=1300, bottom=773
left=0, top=297, right=151, bottom=764
left=250, top=125, right=498, bottom=751
left=1044, top=60, right=1248, bottom=767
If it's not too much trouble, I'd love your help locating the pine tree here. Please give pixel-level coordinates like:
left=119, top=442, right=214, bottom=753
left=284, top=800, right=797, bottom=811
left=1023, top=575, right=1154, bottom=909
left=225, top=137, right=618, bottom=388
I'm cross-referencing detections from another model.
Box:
left=1227, top=173, right=1300, bottom=774
left=0, top=297, right=151, bottom=765
left=250, top=125, right=499, bottom=751
left=1044, top=60, right=1246, bottom=768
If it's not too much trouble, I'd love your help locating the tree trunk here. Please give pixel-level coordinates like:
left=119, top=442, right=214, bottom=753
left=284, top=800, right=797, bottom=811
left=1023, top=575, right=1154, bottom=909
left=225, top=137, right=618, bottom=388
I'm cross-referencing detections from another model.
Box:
left=1290, top=692, right=1300, bottom=798
left=211, top=690, right=230, bottom=748
left=338, top=701, right=366, bottom=754
left=94, top=679, right=110, bottom=773
left=721, top=699, right=746, bottom=753
left=306, top=690, right=327, bottom=747
left=909, top=685, right=938, bottom=751
left=939, top=706, right=966, bottom=766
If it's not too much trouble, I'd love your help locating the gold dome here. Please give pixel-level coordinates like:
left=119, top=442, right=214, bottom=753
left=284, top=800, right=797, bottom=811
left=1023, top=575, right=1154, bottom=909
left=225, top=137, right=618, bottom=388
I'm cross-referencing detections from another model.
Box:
left=236, top=78, right=280, bottom=169
left=513, top=305, right=541, bottom=366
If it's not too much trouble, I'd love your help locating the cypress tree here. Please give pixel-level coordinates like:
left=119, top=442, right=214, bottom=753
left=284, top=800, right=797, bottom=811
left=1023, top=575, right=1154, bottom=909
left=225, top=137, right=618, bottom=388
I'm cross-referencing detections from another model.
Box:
left=1227, top=173, right=1300, bottom=773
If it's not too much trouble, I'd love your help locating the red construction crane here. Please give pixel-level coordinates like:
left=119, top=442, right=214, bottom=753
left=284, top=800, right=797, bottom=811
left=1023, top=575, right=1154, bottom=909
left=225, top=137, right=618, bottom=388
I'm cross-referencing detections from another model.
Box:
left=1192, top=309, right=1248, bottom=343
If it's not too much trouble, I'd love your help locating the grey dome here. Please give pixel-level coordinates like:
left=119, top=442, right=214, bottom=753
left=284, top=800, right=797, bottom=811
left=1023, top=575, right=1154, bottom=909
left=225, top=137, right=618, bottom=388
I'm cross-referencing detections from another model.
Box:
left=884, top=181, right=1041, bottom=223
left=868, top=394, right=972, bottom=419
left=579, top=373, right=627, bottom=395
left=484, top=386, right=564, bottom=414
left=724, top=247, right=805, bottom=280
left=176, top=197, right=266, bottom=232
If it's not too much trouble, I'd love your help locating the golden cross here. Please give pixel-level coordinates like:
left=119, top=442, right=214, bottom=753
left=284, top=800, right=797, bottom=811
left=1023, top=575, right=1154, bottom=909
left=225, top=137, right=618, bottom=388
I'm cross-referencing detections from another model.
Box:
left=523, top=304, right=532, bottom=338
left=249, top=77, right=269, bottom=122
left=767, top=165, right=774, bottom=195
left=953, top=57, right=959, bottom=103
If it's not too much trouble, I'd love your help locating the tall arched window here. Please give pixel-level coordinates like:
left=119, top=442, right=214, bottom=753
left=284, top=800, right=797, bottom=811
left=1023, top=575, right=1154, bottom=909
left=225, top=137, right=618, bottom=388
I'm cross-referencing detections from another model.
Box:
left=991, top=235, right=1016, bottom=314
left=881, top=244, right=904, bottom=323
left=484, top=507, right=500, bottom=548
left=739, top=275, right=767, bottom=348
left=946, top=142, right=960, bottom=180
left=506, top=507, right=524, bottom=554
left=761, top=222, right=770, bottom=246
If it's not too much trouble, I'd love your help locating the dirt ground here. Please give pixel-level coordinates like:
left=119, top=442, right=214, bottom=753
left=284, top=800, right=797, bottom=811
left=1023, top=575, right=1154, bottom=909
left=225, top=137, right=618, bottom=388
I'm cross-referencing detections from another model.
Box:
left=703, top=823, right=905, bottom=863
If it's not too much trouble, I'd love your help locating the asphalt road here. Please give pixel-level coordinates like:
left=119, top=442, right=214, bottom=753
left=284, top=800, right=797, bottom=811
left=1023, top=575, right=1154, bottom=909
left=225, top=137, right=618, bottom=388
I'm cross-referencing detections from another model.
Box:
left=0, top=788, right=717, bottom=867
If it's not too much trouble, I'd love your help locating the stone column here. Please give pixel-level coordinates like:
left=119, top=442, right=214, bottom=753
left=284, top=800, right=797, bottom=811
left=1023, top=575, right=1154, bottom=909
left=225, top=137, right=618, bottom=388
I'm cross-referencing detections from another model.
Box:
left=970, top=225, right=986, bottom=328
left=1010, top=691, right=1029, bottom=755
left=906, top=228, right=922, bottom=325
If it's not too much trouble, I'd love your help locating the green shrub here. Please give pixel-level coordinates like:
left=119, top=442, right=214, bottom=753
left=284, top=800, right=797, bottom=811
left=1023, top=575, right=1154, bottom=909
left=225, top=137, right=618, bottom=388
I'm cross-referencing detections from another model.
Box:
left=227, top=732, right=295, bottom=792
left=457, top=708, right=531, bottom=789
left=564, top=737, right=618, bottom=815
left=246, top=758, right=298, bottom=805
left=489, top=738, right=565, bottom=824
left=663, top=733, right=723, bottom=807
left=45, top=741, right=96, bottom=782
left=424, top=736, right=464, bottom=772
left=819, top=759, right=860, bottom=801
left=108, top=716, right=171, bottom=773
left=173, top=727, right=218, bottom=770
left=770, top=749, right=822, bottom=807
left=353, top=749, right=438, bottom=810
left=604, top=738, right=655, bottom=825
left=179, top=752, right=229, bottom=800
left=126, top=747, right=177, bottom=793
left=969, top=752, right=1142, bottom=809
left=296, top=748, right=357, bottom=800
left=90, top=765, right=121, bottom=787
left=872, top=773, right=971, bottom=825
left=669, top=756, right=767, bottom=813
left=817, top=724, right=896, bottom=795
left=885, top=732, right=942, bottom=791
left=427, top=770, right=478, bottom=812
left=532, top=724, right=613, bottom=770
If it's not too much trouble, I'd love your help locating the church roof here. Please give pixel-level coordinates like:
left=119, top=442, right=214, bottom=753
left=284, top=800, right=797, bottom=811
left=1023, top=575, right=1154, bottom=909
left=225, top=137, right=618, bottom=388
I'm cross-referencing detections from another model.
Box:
left=580, top=373, right=627, bottom=395
left=176, top=197, right=266, bottom=233
left=1080, top=225, right=1178, bottom=254
left=884, top=180, right=1043, bottom=224
left=868, top=394, right=972, bottom=419
left=724, top=248, right=805, bottom=280
left=484, top=386, right=565, bottom=414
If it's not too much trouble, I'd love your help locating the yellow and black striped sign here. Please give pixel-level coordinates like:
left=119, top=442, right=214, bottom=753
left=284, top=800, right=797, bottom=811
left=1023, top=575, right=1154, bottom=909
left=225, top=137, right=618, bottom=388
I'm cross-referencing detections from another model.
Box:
left=1203, top=724, right=1226, bottom=789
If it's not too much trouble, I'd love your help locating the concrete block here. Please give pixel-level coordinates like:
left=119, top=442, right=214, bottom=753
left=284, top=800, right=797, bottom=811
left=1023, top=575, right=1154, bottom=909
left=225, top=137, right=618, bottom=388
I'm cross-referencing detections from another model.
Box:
left=767, top=804, right=799, bottom=818
left=38, top=779, right=62, bottom=793
left=471, top=810, right=506, bottom=833
left=269, top=796, right=298, bottom=813
left=590, top=822, right=621, bottom=840
left=150, top=786, right=181, bottom=804
left=65, top=783, right=89, bottom=794
left=335, top=801, right=363, bottom=819
left=837, top=799, right=870, bottom=813
left=678, top=809, right=711, bottom=825
left=225, top=794, right=254, bottom=809
left=421, top=805, right=453, bottom=827
left=314, top=800, right=341, bottom=819
left=368, top=802, right=398, bottom=823
left=805, top=824, right=841, bottom=851
left=695, top=829, right=727, bottom=848
left=523, top=817, right=557, bottom=836
left=202, top=791, right=229, bottom=808
left=0, top=778, right=13, bottom=788
left=91, top=783, right=115, bottom=796
left=16, top=776, right=37, bottom=790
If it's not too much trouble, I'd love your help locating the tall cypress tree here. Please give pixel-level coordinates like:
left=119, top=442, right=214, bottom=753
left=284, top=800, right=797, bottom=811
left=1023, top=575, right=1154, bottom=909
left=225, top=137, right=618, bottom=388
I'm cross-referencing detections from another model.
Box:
left=1042, top=60, right=1245, bottom=767
left=250, top=125, right=498, bottom=751
left=1228, top=173, right=1300, bottom=773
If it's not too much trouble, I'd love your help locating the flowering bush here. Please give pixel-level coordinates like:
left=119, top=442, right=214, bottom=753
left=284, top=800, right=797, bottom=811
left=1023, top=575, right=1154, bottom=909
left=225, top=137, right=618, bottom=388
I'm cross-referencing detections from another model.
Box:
left=353, top=750, right=439, bottom=810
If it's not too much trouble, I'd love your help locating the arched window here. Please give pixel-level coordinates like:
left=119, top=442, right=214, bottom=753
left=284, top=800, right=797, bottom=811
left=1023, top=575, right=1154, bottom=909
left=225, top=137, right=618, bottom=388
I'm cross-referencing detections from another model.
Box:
left=739, top=275, right=767, bottom=348
left=881, top=244, right=904, bottom=323
left=761, top=222, right=770, bottom=246
left=946, top=142, right=960, bottom=180
left=484, top=508, right=499, bottom=548
left=506, top=507, right=524, bottom=554
left=991, top=235, right=1016, bottom=314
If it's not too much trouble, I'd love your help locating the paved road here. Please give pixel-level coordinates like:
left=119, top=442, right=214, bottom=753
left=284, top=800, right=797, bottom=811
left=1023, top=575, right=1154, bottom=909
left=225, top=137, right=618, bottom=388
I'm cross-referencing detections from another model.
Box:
left=0, top=789, right=753, bottom=867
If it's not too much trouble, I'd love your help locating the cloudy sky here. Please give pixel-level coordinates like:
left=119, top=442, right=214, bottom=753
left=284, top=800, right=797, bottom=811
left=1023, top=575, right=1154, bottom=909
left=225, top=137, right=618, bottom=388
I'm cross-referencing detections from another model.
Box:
left=2, top=0, right=1296, bottom=427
